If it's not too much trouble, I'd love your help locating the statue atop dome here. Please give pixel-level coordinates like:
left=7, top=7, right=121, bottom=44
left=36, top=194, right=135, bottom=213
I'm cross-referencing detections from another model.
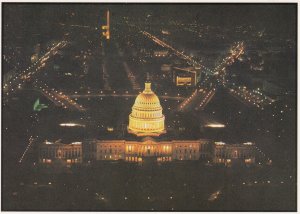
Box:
left=143, top=82, right=153, bottom=94
left=128, top=82, right=166, bottom=137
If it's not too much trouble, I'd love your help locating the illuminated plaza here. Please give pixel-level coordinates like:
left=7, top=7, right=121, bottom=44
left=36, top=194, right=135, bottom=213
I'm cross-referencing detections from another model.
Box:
left=2, top=3, right=296, bottom=211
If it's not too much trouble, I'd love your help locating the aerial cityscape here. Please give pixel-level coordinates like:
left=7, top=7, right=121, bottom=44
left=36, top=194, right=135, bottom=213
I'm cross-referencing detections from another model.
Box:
left=2, top=3, right=297, bottom=211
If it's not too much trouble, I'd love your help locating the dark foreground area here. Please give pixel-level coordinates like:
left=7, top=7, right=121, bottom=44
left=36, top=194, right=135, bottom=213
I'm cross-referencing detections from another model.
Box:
left=2, top=161, right=296, bottom=211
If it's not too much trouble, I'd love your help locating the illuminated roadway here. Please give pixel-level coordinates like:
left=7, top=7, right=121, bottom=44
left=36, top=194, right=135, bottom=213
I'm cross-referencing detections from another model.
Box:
left=141, top=31, right=214, bottom=75
left=3, top=40, right=68, bottom=101
left=67, top=92, right=185, bottom=101
left=195, top=88, right=216, bottom=110
left=138, top=30, right=252, bottom=111
left=228, top=86, right=275, bottom=110
left=101, top=46, right=112, bottom=90
left=176, top=40, right=273, bottom=111
left=33, top=80, right=86, bottom=111
left=19, top=136, right=35, bottom=163
left=134, top=28, right=274, bottom=111
left=3, top=21, right=274, bottom=114
left=177, top=53, right=234, bottom=112
left=117, top=41, right=141, bottom=91
left=178, top=88, right=216, bottom=112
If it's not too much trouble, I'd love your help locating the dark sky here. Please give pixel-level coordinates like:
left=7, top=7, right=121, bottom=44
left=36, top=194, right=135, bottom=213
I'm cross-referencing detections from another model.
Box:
left=124, top=4, right=296, bottom=36
left=3, top=3, right=296, bottom=35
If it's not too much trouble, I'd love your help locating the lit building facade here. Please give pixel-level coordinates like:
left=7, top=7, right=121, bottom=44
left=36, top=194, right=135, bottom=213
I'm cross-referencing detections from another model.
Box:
left=128, top=82, right=166, bottom=136
left=38, top=139, right=258, bottom=166
left=153, top=50, right=169, bottom=57
left=172, top=67, right=201, bottom=87
left=91, top=138, right=211, bottom=163
left=39, top=82, right=259, bottom=166
left=39, top=140, right=82, bottom=164
left=213, top=142, right=256, bottom=166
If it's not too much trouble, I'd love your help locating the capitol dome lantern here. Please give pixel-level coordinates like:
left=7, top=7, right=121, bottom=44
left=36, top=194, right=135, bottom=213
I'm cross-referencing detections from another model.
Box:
left=128, top=82, right=166, bottom=137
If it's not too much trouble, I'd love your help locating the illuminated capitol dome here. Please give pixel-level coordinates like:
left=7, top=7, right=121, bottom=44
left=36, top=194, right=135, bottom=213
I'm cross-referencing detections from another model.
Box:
left=128, top=82, right=166, bottom=137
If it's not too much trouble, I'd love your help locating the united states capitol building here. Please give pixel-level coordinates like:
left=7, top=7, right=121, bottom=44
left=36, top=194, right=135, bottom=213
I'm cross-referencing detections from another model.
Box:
left=39, top=82, right=259, bottom=166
